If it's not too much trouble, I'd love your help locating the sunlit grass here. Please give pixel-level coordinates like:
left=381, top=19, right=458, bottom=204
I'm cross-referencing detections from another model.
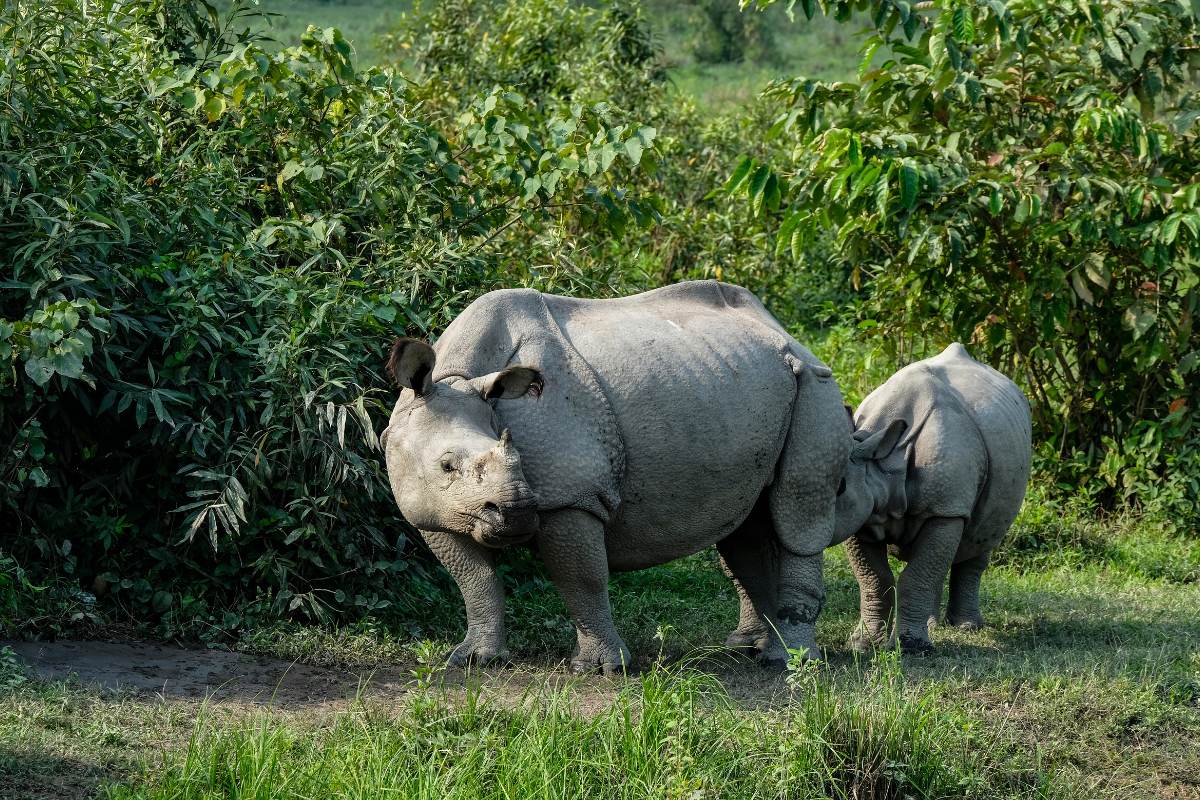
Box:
left=100, top=658, right=1052, bottom=800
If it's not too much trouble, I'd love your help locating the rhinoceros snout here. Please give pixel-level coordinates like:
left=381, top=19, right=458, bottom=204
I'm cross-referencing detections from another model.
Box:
left=474, top=495, right=540, bottom=547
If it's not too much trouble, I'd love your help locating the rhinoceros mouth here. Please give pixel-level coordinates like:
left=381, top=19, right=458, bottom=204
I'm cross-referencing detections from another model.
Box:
left=468, top=501, right=540, bottom=547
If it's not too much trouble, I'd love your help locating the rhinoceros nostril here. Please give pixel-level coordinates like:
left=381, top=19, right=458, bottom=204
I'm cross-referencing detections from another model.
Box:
left=482, top=502, right=500, bottom=515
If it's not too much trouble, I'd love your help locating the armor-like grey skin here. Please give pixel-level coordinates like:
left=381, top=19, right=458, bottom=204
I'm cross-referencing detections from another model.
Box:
left=833, top=343, right=1032, bottom=653
left=382, top=281, right=849, bottom=673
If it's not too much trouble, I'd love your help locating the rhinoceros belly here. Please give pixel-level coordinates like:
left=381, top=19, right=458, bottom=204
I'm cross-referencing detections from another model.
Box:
left=555, top=301, right=799, bottom=571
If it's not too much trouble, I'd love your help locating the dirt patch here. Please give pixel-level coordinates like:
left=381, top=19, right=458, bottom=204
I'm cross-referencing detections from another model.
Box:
left=5, top=640, right=411, bottom=708
left=4, top=639, right=789, bottom=713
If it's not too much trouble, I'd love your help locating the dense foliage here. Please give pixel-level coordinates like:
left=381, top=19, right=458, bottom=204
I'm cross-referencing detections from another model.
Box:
left=0, top=0, right=659, bottom=635
left=3, top=0, right=1197, bottom=639
left=735, top=0, right=1200, bottom=519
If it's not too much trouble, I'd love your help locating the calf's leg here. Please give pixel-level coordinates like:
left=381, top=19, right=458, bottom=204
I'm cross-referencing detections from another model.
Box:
left=894, top=517, right=963, bottom=653
left=946, top=552, right=989, bottom=630
left=844, top=536, right=894, bottom=652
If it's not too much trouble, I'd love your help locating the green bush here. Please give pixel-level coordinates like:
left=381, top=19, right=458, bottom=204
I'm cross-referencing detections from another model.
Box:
left=0, top=0, right=657, bottom=636
left=733, top=0, right=1200, bottom=524
left=686, top=0, right=779, bottom=65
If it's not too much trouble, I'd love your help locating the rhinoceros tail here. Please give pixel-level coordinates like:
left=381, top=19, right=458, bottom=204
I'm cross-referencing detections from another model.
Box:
left=784, top=352, right=834, bottom=380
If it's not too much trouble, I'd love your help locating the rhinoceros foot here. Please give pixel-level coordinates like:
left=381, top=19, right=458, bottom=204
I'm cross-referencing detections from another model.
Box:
left=897, top=633, right=934, bottom=656
left=724, top=628, right=770, bottom=655
left=945, top=613, right=984, bottom=631
left=847, top=623, right=890, bottom=654
left=569, top=638, right=631, bottom=677
left=445, top=629, right=511, bottom=668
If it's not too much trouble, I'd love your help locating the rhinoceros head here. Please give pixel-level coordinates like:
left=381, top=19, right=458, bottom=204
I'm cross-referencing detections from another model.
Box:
left=381, top=338, right=542, bottom=548
left=834, top=417, right=908, bottom=541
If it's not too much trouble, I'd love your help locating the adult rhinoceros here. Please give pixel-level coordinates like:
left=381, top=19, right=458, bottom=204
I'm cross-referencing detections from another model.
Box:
left=381, top=281, right=848, bottom=673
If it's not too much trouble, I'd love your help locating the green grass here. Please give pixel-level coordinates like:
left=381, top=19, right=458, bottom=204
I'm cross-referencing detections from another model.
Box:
left=242, top=0, right=407, bottom=65
left=97, top=660, right=1050, bottom=800
left=5, top=493, right=1198, bottom=799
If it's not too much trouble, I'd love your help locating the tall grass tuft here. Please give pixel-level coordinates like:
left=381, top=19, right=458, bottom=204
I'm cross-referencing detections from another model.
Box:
left=104, top=658, right=1054, bottom=799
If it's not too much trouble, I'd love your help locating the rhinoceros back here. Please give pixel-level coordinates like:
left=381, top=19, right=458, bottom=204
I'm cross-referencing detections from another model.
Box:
left=921, top=344, right=1031, bottom=554
left=432, top=281, right=838, bottom=568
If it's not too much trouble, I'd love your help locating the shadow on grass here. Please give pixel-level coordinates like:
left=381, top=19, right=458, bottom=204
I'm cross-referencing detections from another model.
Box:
left=0, top=747, right=108, bottom=800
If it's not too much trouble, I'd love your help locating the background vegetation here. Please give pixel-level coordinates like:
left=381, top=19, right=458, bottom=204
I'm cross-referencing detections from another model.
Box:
left=2, top=0, right=1198, bottom=642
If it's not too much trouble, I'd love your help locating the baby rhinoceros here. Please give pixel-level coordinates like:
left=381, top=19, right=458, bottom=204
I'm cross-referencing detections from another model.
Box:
left=834, top=343, right=1031, bottom=654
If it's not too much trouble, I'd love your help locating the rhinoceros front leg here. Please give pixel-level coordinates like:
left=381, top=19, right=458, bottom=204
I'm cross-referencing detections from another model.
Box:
left=845, top=536, right=895, bottom=652
left=536, top=509, right=630, bottom=675
left=422, top=529, right=510, bottom=667
left=895, top=517, right=963, bottom=653
left=946, top=552, right=989, bottom=630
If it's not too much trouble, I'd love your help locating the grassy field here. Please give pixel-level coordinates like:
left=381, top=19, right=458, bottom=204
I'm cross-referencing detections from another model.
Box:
left=244, top=0, right=861, bottom=108
left=4, top=493, right=1199, bottom=799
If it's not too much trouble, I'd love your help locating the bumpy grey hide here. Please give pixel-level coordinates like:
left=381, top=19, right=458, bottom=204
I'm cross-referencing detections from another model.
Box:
left=383, top=281, right=849, bottom=673
left=834, top=343, right=1032, bottom=653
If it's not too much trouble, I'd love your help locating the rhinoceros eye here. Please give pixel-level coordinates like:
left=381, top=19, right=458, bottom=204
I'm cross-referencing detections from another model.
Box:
left=440, top=455, right=458, bottom=474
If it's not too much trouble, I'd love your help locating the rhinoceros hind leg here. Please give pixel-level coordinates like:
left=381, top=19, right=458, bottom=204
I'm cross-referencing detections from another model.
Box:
left=946, top=552, right=989, bottom=630
left=894, top=517, right=963, bottom=652
left=717, top=519, right=777, bottom=655
left=757, top=549, right=824, bottom=669
left=537, top=509, right=631, bottom=676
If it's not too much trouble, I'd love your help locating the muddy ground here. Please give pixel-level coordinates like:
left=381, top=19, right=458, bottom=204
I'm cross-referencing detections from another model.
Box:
left=4, top=638, right=788, bottom=711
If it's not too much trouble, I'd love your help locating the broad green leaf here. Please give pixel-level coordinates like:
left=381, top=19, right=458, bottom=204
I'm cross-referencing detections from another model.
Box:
left=179, top=87, right=206, bottom=112
left=1123, top=303, right=1156, bottom=339
left=952, top=7, right=975, bottom=43
left=1014, top=194, right=1032, bottom=222
left=1161, top=214, right=1182, bottom=244
left=624, top=136, right=644, bottom=166
left=24, top=356, right=54, bottom=386
left=203, top=94, right=226, bottom=122
left=725, top=156, right=755, bottom=194
left=277, top=160, right=305, bottom=190
left=988, top=188, right=1003, bottom=215
left=748, top=165, right=772, bottom=209
left=898, top=162, right=919, bottom=209
left=1085, top=254, right=1111, bottom=289
left=522, top=176, right=542, bottom=200
left=1071, top=271, right=1094, bottom=305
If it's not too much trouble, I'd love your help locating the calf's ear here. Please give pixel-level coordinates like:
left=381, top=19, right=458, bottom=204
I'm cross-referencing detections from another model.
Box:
left=387, top=338, right=436, bottom=397
left=851, top=418, right=908, bottom=462
left=471, top=366, right=544, bottom=400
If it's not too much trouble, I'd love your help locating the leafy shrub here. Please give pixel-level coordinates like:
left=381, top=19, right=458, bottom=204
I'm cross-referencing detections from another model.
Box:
left=686, top=0, right=779, bottom=65
left=733, top=0, right=1200, bottom=524
left=387, top=0, right=666, bottom=109
left=0, top=0, right=657, bottom=635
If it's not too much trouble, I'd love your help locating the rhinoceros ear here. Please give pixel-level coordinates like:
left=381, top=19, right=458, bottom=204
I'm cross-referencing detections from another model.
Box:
left=851, top=419, right=907, bottom=462
left=471, top=366, right=544, bottom=400
left=387, top=338, right=436, bottom=397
